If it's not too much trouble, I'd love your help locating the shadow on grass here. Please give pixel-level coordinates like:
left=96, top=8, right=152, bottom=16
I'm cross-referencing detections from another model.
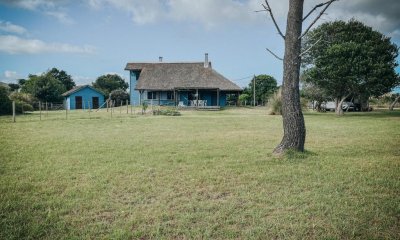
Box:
left=305, top=109, right=400, bottom=119
left=269, top=149, right=318, bottom=164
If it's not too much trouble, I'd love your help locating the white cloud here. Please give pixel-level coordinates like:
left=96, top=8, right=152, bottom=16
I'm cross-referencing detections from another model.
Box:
left=4, top=70, right=17, bottom=78
left=73, top=75, right=94, bottom=85
left=0, top=0, right=56, bottom=10
left=0, top=21, right=27, bottom=34
left=0, top=0, right=74, bottom=25
left=0, top=35, right=95, bottom=54
left=87, top=0, right=263, bottom=27
left=1, top=70, right=22, bottom=83
left=167, top=0, right=261, bottom=28
left=45, top=10, right=75, bottom=25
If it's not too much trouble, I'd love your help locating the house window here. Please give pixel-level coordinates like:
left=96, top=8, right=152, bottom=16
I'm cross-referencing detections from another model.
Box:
left=147, top=91, right=157, bottom=99
left=166, top=91, right=174, bottom=100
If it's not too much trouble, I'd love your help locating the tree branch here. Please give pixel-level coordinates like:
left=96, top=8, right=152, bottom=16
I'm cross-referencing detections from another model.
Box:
left=299, top=0, right=337, bottom=39
left=303, top=1, right=332, bottom=22
left=299, top=37, right=322, bottom=57
left=266, top=48, right=283, bottom=61
left=262, top=0, right=285, bottom=40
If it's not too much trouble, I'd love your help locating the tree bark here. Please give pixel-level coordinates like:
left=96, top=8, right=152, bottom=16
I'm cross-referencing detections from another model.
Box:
left=335, top=96, right=346, bottom=116
left=389, top=95, right=400, bottom=111
left=273, top=0, right=306, bottom=154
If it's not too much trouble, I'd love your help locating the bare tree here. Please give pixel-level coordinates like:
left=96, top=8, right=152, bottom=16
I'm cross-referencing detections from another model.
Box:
left=262, top=0, right=337, bottom=154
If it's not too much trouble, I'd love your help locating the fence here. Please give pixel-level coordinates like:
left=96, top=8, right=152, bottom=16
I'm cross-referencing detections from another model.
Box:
left=6, top=99, right=163, bottom=123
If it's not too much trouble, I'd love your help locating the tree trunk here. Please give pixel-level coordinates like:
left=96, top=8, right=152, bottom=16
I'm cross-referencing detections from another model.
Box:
left=335, top=94, right=350, bottom=116
left=273, top=0, right=306, bottom=154
left=389, top=95, right=400, bottom=111
left=335, top=97, right=344, bottom=115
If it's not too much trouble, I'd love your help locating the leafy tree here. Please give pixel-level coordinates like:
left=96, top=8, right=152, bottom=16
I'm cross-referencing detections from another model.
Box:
left=18, top=79, right=26, bottom=86
left=301, top=77, right=328, bottom=112
left=243, top=75, right=278, bottom=105
left=0, top=86, right=12, bottom=115
left=110, top=89, right=129, bottom=106
left=8, top=92, right=35, bottom=113
left=47, top=68, right=75, bottom=91
left=8, top=83, right=20, bottom=92
left=302, top=20, right=399, bottom=115
left=21, top=74, right=66, bottom=102
left=238, top=93, right=250, bottom=106
left=93, top=74, right=128, bottom=97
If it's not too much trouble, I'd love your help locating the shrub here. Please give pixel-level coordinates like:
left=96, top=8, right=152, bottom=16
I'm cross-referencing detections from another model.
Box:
left=267, top=89, right=308, bottom=115
left=267, top=89, right=282, bottom=115
left=141, top=101, right=148, bottom=114
left=0, top=86, right=11, bottom=115
left=110, top=89, right=129, bottom=106
left=153, top=108, right=181, bottom=116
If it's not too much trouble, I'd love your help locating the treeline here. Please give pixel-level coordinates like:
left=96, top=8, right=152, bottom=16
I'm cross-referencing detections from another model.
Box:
left=0, top=68, right=129, bottom=115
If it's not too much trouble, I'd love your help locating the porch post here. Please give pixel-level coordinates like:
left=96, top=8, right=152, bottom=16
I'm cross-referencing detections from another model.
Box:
left=217, top=89, right=220, bottom=106
left=139, top=90, right=143, bottom=105
left=196, top=89, right=199, bottom=108
left=174, top=90, right=177, bottom=106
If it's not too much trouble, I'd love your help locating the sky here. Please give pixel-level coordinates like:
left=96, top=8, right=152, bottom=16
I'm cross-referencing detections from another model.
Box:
left=0, top=0, right=399, bottom=89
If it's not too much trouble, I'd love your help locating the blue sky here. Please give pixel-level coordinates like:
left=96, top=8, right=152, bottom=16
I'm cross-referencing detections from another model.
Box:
left=0, top=0, right=399, bottom=88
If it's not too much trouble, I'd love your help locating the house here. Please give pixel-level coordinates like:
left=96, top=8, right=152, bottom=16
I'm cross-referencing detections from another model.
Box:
left=62, top=85, right=105, bottom=110
left=125, top=54, right=242, bottom=108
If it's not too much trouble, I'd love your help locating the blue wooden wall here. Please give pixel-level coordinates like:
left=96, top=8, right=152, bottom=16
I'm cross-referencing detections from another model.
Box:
left=130, top=71, right=141, bottom=106
left=66, top=87, right=105, bottom=110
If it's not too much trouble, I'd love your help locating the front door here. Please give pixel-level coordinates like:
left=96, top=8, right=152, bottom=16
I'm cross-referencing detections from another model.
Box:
left=75, top=96, right=82, bottom=109
left=92, top=97, right=99, bottom=109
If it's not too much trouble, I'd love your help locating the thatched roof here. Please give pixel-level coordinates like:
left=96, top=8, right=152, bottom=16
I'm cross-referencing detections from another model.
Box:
left=124, top=62, right=242, bottom=91
left=62, top=85, right=105, bottom=97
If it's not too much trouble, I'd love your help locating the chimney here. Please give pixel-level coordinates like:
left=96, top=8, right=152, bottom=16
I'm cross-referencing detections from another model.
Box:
left=159, top=56, right=163, bottom=62
left=204, top=53, right=209, bottom=68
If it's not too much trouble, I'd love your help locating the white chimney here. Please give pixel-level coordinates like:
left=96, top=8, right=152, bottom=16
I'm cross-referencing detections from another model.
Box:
left=159, top=56, right=163, bottom=62
left=204, top=53, right=209, bottom=68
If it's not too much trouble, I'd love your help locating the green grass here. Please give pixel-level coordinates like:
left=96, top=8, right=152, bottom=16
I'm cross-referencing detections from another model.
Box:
left=0, top=108, right=399, bottom=239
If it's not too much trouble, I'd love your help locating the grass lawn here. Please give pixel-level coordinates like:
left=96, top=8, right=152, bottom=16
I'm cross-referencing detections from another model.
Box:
left=0, top=107, right=399, bottom=239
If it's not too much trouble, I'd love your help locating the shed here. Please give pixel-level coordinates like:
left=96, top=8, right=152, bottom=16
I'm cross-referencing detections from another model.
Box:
left=62, top=85, right=105, bottom=110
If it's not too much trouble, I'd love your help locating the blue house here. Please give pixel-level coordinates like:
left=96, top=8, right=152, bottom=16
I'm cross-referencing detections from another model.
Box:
left=62, top=85, right=105, bottom=110
left=124, top=54, right=242, bottom=108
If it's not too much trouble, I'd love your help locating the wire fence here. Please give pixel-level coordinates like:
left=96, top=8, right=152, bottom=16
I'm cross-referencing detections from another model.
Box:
left=6, top=99, right=166, bottom=123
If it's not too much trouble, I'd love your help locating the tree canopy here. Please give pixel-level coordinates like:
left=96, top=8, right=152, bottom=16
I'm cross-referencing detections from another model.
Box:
left=0, top=86, right=11, bottom=115
left=93, top=74, right=128, bottom=97
left=302, top=19, right=399, bottom=114
left=21, top=74, right=66, bottom=103
left=110, top=89, right=129, bottom=106
left=47, top=68, right=75, bottom=91
left=243, top=74, right=278, bottom=105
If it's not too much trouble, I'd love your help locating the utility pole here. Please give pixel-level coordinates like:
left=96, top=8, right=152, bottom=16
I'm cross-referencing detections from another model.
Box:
left=253, top=75, right=256, bottom=107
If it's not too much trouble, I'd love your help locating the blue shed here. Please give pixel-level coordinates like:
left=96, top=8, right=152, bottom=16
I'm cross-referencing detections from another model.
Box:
left=62, top=85, right=105, bottom=110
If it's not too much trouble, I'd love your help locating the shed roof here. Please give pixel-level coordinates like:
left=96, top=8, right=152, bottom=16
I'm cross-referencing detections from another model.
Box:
left=62, top=85, right=105, bottom=97
left=125, top=62, right=242, bottom=91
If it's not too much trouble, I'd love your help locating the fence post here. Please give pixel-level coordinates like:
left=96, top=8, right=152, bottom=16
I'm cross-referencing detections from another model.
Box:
left=111, top=100, right=113, bottom=118
left=12, top=101, right=15, bottom=123
left=64, top=100, right=68, bottom=120
left=39, top=101, right=42, bottom=121
left=126, top=100, right=129, bottom=114
left=88, top=100, right=91, bottom=119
